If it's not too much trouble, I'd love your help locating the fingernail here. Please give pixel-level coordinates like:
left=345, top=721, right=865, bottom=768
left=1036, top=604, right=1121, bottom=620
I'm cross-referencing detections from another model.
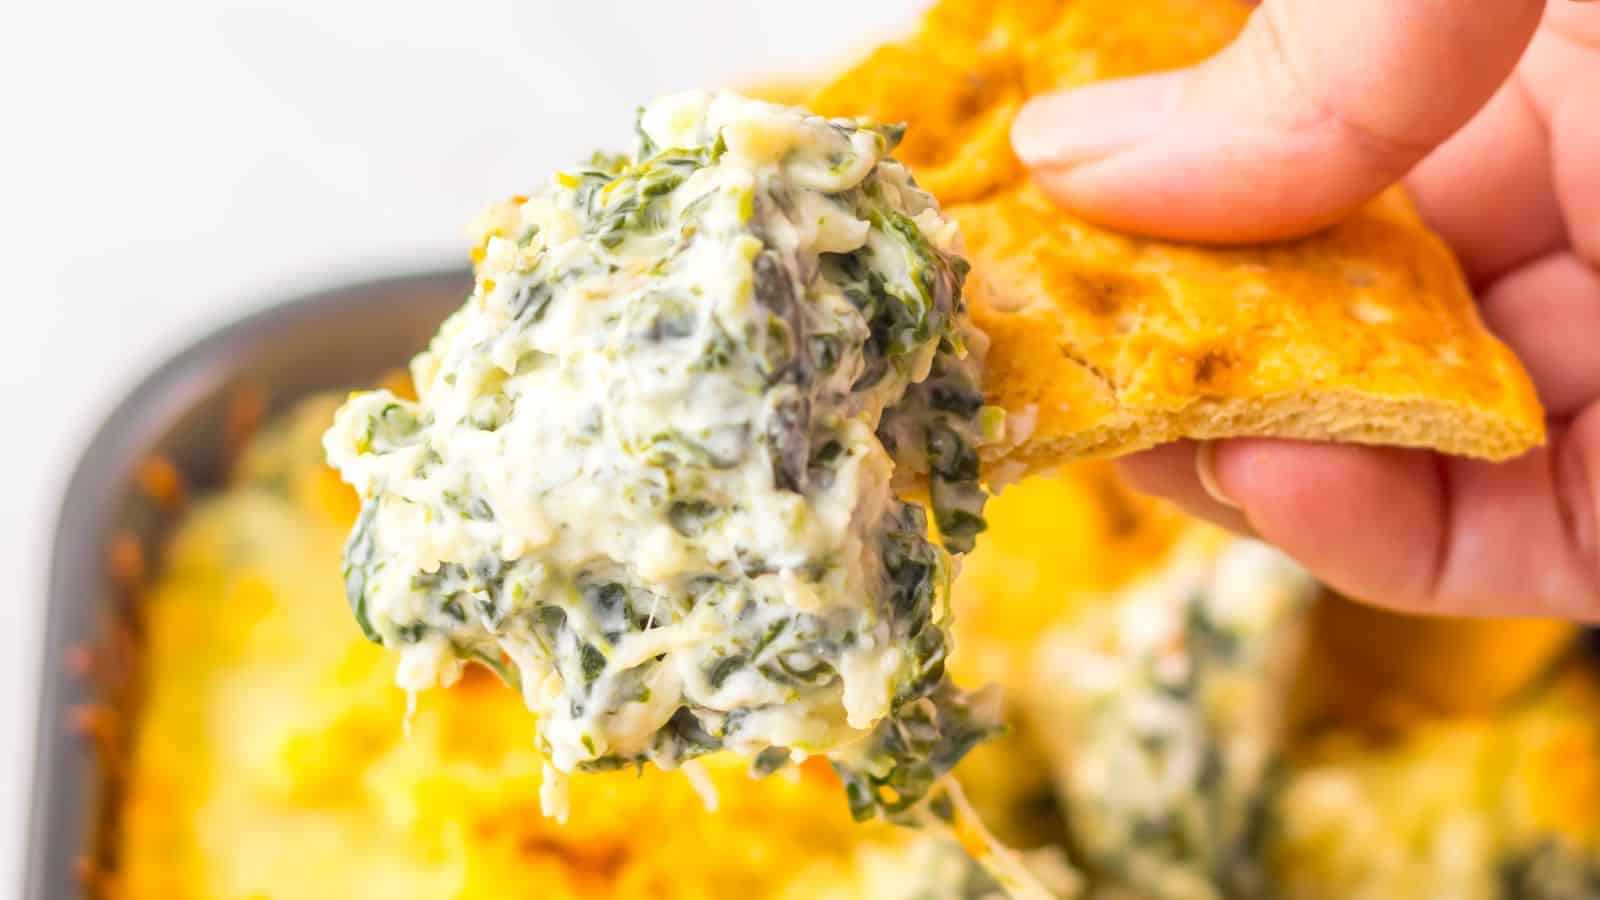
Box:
left=1011, top=70, right=1186, bottom=169
left=1195, top=441, right=1239, bottom=509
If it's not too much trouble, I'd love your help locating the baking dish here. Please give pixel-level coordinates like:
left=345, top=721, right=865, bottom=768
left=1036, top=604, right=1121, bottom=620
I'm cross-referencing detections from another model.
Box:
left=25, top=267, right=1598, bottom=899
left=24, top=270, right=468, bottom=898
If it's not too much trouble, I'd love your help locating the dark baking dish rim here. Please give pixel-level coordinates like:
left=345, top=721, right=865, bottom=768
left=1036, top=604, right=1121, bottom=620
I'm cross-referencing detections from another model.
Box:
left=23, top=268, right=467, bottom=899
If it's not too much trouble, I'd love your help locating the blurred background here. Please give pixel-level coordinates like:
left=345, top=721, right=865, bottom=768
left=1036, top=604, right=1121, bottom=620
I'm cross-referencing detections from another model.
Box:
left=0, top=0, right=923, bottom=885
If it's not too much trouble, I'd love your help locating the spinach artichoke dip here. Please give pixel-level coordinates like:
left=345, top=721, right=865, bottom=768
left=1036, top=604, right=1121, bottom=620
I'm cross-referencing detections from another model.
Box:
left=1033, top=539, right=1317, bottom=900
left=325, top=90, right=1001, bottom=823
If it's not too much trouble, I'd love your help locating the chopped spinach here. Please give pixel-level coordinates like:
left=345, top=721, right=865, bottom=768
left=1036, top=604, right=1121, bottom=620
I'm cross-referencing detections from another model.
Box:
left=1501, top=841, right=1600, bottom=900
left=1044, top=542, right=1317, bottom=900
left=325, top=91, right=997, bottom=822
left=833, top=684, right=1003, bottom=823
left=341, top=498, right=383, bottom=643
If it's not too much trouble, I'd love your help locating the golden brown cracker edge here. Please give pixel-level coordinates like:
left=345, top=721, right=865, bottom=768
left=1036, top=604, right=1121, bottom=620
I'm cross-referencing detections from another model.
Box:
left=808, top=0, right=1545, bottom=472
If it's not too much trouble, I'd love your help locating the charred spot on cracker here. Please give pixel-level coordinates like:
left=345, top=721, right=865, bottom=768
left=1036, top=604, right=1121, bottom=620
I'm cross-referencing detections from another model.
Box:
left=811, top=0, right=1545, bottom=469
left=1192, top=349, right=1234, bottom=390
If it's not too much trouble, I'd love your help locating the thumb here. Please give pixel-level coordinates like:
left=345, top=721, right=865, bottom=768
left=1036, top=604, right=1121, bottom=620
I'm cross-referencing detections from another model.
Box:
left=1012, top=0, right=1546, bottom=242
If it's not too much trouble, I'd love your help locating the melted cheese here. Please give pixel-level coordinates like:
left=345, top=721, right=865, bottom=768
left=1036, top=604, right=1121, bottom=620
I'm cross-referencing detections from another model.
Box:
left=115, top=396, right=1008, bottom=900
left=325, top=92, right=998, bottom=819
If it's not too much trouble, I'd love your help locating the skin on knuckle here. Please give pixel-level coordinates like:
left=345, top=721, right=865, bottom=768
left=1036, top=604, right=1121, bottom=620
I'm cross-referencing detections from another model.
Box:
left=1245, top=2, right=1322, bottom=129
left=1411, top=453, right=1455, bottom=612
left=1544, top=2, right=1600, bottom=52
left=1247, top=1, right=1434, bottom=173
left=1516, top=8, right=1600, bottom=266
left=1554, top=97, right=1600, bottom=265
left=1561, top=410, right=1600, bottom=600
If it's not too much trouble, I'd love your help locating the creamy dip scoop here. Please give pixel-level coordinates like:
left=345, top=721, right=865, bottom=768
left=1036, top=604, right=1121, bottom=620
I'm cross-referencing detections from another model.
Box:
left=325, top=91, right=1000, bottom=822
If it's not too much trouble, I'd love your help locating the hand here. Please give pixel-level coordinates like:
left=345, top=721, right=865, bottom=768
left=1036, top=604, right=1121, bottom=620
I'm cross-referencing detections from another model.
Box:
left=1011, top=0, right=1600, bottom=620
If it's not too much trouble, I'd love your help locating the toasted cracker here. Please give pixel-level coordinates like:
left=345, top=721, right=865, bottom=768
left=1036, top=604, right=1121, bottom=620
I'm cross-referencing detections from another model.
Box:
left=809, top=0, right=1545, bottom=466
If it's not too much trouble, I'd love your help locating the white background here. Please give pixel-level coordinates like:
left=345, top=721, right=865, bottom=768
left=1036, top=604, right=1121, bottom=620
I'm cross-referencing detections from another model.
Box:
left=0, top=1, right=924, bottom=889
